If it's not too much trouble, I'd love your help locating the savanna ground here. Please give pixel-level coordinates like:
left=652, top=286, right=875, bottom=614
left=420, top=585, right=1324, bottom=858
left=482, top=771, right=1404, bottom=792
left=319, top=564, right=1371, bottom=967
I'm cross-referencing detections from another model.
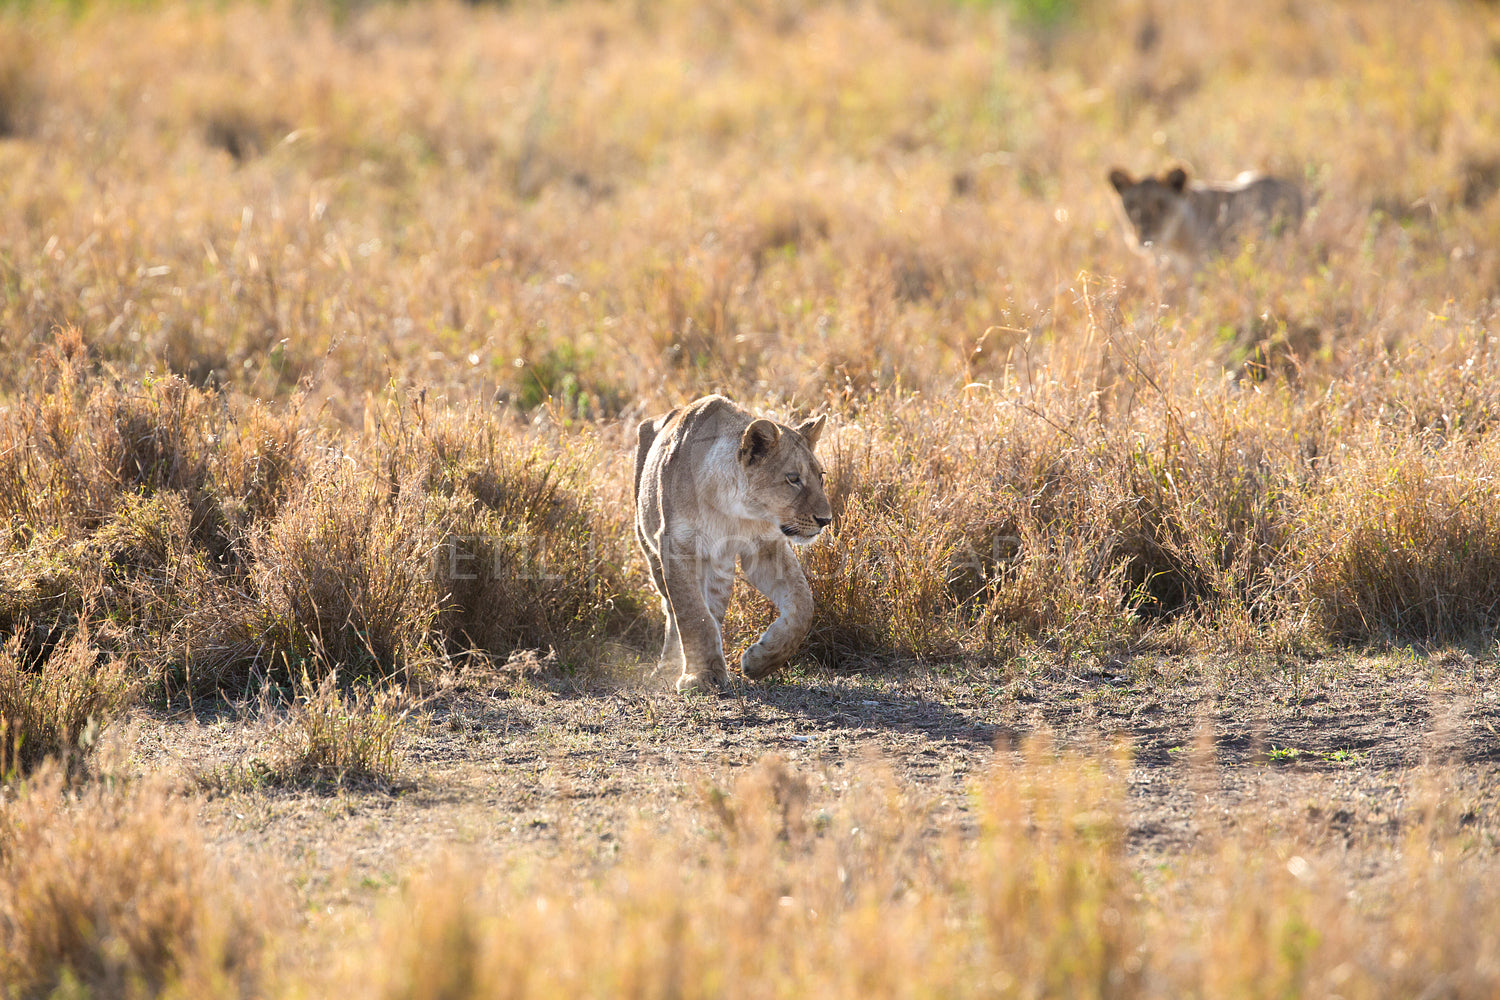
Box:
left=3, top=0, right=1500, bottom=995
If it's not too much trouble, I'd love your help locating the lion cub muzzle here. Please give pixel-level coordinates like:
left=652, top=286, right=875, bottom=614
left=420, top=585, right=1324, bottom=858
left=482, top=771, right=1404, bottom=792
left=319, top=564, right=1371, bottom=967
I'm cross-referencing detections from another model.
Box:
left=740, top=416, right=832, bottom=543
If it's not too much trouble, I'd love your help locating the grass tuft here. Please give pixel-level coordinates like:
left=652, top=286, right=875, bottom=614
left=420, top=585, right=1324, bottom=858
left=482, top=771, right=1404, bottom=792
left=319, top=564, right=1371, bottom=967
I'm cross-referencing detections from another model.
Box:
left=259, top=669, right=412, bottom=789
left=0, top=767, right=270, bottom=999
left=247, top=465, right=443, bottom=683
left=1296, top=437, right=1500, bottom=643
left=0, top=626, right=134, bottom=778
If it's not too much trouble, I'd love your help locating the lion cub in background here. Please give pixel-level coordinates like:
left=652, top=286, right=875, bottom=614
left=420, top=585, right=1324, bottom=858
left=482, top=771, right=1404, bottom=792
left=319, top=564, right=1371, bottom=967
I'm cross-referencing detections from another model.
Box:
left=634, top=395, right=831, bottom=693
left=1108, top=165, right=1304, bottom=269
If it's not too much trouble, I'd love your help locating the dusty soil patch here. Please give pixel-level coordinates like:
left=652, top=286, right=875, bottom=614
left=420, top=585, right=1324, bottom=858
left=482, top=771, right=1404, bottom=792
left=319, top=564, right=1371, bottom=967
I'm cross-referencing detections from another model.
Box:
left=120, top=649, right=1500, bottom=931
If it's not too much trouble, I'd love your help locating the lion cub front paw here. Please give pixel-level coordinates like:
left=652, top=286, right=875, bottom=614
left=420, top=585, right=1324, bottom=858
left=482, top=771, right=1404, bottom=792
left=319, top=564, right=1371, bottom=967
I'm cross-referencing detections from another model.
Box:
left=676, top=664, right=731, bottom=694
left=739, top=642, right=787, bottom=681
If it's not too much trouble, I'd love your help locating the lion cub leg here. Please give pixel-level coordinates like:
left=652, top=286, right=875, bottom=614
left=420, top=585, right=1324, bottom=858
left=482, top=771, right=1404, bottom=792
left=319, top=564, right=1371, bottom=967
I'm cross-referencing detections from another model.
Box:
left=656, top=594, right=685, bottom=679
left=738, top=540, right=814, bottom=681
left=662, top=548, right=734, bottom=693
left=637, top=526, right=685, bottom=680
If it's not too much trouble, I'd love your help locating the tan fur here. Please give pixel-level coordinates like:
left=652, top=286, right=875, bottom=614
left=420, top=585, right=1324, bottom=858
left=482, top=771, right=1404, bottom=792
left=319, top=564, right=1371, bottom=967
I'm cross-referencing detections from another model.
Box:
left=634, top=395, right=832, bottom=693
left=1108, top=165, right=1304, bottom=268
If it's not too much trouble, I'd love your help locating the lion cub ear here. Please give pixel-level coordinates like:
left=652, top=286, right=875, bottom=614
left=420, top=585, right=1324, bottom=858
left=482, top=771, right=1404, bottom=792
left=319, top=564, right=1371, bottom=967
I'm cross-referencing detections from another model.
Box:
left=795, top=413, right=826, bottom=450
left=1166, top=166, right=1188, bottom=193
left=739, top=419, right=782, bottom=466
left=1108, top=168, right=1134, bottom=193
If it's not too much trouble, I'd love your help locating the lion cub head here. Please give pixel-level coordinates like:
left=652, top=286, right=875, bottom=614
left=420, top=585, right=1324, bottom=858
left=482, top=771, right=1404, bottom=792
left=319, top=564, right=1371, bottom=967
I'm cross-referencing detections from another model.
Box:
left=1108, top=166, right=1189, bottom=250
left=737, top=414, right=832, bottom=543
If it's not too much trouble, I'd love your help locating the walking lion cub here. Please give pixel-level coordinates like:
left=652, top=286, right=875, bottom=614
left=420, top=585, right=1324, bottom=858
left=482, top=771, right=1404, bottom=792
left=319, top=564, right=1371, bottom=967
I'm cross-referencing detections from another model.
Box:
left=1108, top=165, right=1304, bottom=268
left=634, top=395, right=831, bottom=693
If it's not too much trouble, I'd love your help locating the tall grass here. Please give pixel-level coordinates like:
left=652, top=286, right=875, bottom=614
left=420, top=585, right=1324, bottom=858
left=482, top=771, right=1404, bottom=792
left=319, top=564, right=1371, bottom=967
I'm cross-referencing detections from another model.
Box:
left=1295, top=433, right=1500, bottom=642
left=0, top=2, right=1496, bottom=996
left=0, top=626, right=133, bottom=777
left=7, top=335, right=1500, bottom=692
left=0, top=767, right=271, bottom=999
left=385, top=405, right=642, bottom=659
left=345, top=748, right=1500, bottom=999
left=0, top=362, right=637, bottom=692
left=246, top=464, right=445, bottom=678
left=2, top=0, right=1500, bottom=682
left=2, top=740, right=1490, bottom=998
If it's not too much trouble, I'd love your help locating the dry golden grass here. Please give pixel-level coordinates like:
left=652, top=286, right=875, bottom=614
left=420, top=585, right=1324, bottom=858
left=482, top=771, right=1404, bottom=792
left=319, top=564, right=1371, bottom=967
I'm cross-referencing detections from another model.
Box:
left=0, top=625, right=133, bottom=776
left=2, top=0, right=1500, bottom=995
left=0, top=765, right=272, bottom=999
left=256, top=669, right=414, bottom=788
left=339, top=748, right=1500, bottom=1000
left=1, top=0, right=1498, bottom=671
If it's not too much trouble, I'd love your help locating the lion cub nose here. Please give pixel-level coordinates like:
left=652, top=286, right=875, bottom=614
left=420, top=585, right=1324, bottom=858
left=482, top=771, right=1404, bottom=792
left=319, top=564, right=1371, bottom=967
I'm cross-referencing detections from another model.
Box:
left=814, top=515, right=832, bottom=528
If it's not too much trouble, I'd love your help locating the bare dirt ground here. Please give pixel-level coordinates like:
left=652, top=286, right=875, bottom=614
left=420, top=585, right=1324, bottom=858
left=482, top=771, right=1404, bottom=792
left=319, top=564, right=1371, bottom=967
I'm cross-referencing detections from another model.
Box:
left=118, top=645, right=1500, bottom=945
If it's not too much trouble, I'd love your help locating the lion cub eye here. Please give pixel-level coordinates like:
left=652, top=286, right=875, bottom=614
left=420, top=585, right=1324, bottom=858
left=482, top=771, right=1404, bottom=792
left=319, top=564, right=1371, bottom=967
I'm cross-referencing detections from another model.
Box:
left=785, top=473, right=802, bottom=487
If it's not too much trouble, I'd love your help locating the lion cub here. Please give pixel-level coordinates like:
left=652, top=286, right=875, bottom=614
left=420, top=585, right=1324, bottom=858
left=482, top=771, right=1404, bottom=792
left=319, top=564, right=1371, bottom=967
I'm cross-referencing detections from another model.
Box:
left=1108, top=165, right=1304, bottom=268
left=634, top=395, right=831, bottom=693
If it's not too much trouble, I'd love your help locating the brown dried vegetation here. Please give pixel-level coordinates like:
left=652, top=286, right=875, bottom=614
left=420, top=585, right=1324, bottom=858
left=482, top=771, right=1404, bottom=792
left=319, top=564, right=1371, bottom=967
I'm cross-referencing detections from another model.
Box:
left=2, top=0, right=1500, bottom=995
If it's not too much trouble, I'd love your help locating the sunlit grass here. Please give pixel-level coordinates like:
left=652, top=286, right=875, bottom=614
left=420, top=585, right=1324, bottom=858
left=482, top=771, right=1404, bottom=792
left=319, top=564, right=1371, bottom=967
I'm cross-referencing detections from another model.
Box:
left=1, top=0, right=1499, bottom=993
left=2, top=0, right=1498, bottom=679
left=343, top=748, right=1500, bottom=999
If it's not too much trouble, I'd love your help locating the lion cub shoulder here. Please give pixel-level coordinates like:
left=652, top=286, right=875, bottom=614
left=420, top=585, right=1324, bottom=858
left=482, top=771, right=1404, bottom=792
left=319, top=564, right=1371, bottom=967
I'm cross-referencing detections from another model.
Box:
left=1108, top=165, right=1304, bottom=267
